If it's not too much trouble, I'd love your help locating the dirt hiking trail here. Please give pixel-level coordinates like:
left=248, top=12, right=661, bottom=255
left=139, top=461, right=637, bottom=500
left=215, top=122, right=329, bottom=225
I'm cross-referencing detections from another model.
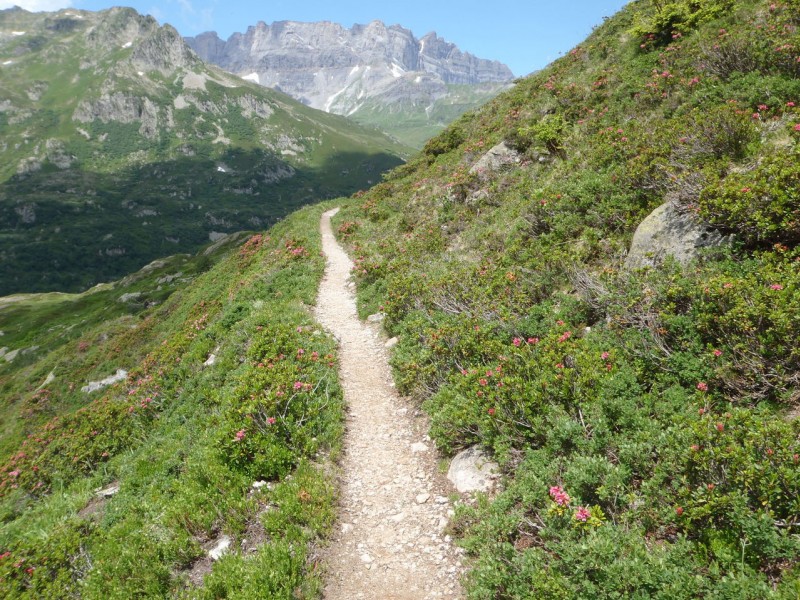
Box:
left=315, top=208, right=465, bottom=599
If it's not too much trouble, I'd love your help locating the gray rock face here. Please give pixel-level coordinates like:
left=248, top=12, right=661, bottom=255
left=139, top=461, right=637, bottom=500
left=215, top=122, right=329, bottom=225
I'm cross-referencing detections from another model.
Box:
left=469, top=141, right=522, bottom=178
left=185, top=21, right=514, bottom=115
left=81, top=368, right=128, bottom=393
left=625, top=201, right=730, bottom=269
left=131, top=24, right=197, bottom=74
left=74, top=92, right=160, bottom=138
left=447, top=446, right=499, bottom=493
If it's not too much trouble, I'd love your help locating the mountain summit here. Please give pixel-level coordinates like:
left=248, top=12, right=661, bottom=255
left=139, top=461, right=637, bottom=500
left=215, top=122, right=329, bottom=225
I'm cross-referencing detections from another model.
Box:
left=186, top=21, right=514, bottom=147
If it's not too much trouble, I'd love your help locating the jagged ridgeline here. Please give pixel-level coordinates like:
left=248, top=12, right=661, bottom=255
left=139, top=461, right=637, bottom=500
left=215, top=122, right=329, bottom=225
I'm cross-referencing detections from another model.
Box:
left=0, top=7, right=409, bottom=295
left=334, top=0, right=800, bottom=596
left=187, top=21, right=514, bottom=149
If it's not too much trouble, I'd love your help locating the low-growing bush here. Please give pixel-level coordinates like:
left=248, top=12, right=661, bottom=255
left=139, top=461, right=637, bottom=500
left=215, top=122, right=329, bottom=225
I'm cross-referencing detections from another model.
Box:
left=698, top=150, right=800, bottom=245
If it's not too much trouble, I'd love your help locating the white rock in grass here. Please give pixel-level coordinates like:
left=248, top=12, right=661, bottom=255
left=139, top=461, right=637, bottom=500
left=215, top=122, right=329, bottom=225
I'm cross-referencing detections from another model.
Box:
left=625, top=201, right=730, bottom=270
left=204, top=345, right=221, bottom=366
left=447, top=446, right=499, bottom=493
left=36, top=371, right=56, bottom=391
left=95, top=482, right=120, bottom=497
left=469, top=141, right=522, bottom=178
left=209, top=536, right=231, bottom=560
left=81, top=369, right=128, bottom=393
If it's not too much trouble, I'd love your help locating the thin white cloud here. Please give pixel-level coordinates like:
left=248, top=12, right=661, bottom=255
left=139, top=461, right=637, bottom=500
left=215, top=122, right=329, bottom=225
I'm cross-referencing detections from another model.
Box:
left=146, top=5, right=165, bottom=24
left=175, top=0, right=194, bottom=16
left=167, top=0, right=215, bottom=33
left=0, top=0, right=72, bottom=11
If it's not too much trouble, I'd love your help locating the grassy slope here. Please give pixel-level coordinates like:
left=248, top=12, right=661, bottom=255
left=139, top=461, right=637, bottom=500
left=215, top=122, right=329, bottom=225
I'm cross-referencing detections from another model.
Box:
left=1, top=1, right=800, bottom=597
left=334, top=0, right=800, bottom=597
left=0, top=203, right=343, bottom=598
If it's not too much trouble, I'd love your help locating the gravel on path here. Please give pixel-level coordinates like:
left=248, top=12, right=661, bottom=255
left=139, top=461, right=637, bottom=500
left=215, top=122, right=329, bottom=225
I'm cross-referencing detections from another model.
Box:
left=315, top=208, right=465, bottom=600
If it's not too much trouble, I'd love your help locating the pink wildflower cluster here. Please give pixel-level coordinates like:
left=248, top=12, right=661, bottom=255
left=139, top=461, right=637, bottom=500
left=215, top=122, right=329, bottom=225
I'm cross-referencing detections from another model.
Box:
left=549, top=485, right=571, bottom=506
left=574, top=507, right=591, bottom=522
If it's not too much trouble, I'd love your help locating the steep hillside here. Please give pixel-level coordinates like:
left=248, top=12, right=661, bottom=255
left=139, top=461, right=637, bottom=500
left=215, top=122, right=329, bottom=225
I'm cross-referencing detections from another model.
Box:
left=186, top=21, right=513, bottom=147
left=2, top=0, right=800, bottom=598
left=0, top=7, right=408, bottom=295
left=334, top=0, right=800, bottom=596
left=0, top=202, right=342, bottom=597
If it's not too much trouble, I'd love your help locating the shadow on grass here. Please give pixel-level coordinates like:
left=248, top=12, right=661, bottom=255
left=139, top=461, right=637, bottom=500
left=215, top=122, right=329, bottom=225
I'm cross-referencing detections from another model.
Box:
left=0, top=148, right=403, bottom=295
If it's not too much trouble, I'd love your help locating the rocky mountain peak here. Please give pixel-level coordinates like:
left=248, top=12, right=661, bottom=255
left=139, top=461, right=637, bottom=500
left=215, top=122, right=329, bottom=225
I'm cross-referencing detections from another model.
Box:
left=185, top=19, right=513, bottom=146
left=185, top=20, right=513, bottom=96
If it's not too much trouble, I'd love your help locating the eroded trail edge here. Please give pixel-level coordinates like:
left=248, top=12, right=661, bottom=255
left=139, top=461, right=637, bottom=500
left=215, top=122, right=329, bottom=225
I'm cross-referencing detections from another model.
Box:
left=315, top=208, right=465, bottom=599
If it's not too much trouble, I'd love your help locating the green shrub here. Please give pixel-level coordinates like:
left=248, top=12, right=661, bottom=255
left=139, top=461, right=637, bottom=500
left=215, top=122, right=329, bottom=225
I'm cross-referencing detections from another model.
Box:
left=507, top=113, right=567, bottom=157
left=698, top=150, right=800, bottom=245
left=632, top=0, right=735, bottom=45
left=423, top=124, right=466, bottom=158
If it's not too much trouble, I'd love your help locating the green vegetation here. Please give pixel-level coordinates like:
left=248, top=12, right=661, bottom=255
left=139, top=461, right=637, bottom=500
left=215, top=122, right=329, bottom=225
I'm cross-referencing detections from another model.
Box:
left=0, top=203, right=343, bottom=598
left=333, top=0, right=800, bottom=596
left=348, top=83, right=511, bottom=149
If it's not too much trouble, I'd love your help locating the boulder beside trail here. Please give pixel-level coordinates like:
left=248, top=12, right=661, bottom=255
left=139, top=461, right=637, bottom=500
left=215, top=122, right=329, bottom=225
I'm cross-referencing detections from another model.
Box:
left=625, top=201, right=729, bottom=270
left=447, top=446, right=499, bottom=493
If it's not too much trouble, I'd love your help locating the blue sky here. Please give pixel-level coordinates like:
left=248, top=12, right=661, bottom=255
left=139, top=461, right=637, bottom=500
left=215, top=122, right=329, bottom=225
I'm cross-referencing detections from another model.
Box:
left=1, top=0, right=631, bottom=76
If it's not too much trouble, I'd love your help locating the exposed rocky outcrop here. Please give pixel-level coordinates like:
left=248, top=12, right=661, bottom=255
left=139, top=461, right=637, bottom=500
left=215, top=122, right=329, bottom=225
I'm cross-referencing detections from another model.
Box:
left=45, top=138, right=76, bottom=168
left=132, top=24, right=197, bottom=74
left=73, top=92, right=160, bottom=138
left=625, top=201, right=731, bottom=269
left=186, top=20, right=513, bottom=124
left=470, top=141, right=522, bottom=178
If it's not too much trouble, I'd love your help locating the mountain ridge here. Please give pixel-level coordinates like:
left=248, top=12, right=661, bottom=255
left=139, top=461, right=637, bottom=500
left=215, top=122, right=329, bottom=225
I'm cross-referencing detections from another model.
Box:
left=186, top=19, right=514, bottom=147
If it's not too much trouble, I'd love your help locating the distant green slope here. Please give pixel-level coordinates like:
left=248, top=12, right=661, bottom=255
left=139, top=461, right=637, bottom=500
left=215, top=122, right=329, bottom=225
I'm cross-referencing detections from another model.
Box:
left=347, top=83, right=513, bottom=149
left=334, top=0, right=800, bottom=596
left=0, top=7, right=409, bottom=295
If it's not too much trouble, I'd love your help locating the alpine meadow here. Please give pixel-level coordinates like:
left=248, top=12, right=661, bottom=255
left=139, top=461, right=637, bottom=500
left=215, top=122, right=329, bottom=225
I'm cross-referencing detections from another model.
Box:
left=1, top=0, right=800, bottom=598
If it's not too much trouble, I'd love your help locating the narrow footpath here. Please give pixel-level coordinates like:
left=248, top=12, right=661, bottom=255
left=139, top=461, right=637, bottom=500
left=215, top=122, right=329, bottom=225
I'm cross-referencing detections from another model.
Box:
left=315, top=208, right=465, bottom=600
